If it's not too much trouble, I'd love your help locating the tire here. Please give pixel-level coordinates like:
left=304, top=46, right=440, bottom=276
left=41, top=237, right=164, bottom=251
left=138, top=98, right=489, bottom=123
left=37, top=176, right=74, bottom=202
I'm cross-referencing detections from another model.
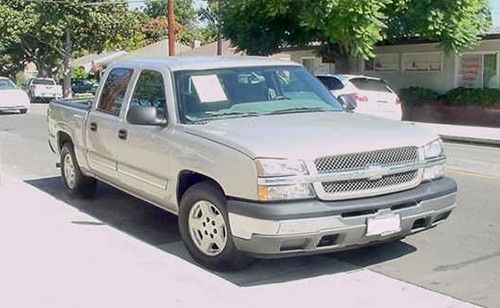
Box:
left=178, top=181, right=253, bottom=271
left=19, top=109, right=27, bottom=114
left=60, top=143, right=97, bottom=198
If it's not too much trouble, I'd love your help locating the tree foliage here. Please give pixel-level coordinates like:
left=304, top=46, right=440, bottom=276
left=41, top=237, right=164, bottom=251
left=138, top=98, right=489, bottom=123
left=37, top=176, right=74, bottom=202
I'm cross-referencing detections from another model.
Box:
left=220, top=0, right=491, bottom=72
left=0, top=0, right=144, bottom=80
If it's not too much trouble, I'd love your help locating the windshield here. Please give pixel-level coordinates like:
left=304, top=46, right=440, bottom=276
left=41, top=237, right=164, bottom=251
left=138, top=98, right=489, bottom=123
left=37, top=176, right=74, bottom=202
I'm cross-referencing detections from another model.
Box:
left=32, top=79, right=55, bottom=85
left=175, top=65, right=343, bottom=123
left=0, top=79, right=16, bottom=90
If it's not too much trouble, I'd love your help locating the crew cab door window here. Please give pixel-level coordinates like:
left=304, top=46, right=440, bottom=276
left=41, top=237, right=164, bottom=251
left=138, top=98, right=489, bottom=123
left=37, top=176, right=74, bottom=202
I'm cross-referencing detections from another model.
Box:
left=97, top=68, right=134, bottom=116
left=129, top=70, right=167, bottom=119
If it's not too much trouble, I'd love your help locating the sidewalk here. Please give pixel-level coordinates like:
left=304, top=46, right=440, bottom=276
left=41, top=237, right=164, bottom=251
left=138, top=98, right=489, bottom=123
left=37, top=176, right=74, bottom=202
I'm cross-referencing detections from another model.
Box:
left=0, top=173, right=477, bottom=308
left=410, top=122, right=500, bottom=146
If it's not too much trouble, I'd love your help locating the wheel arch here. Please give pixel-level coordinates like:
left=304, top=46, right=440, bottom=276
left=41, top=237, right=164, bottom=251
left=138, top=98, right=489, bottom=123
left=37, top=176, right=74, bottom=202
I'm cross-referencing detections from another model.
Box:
left=176, top=170, right=225, bottom=206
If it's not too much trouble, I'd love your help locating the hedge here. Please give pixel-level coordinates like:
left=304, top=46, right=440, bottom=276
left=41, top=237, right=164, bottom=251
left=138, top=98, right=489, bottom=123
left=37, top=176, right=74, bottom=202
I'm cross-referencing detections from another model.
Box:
left=398, top=86, right=500, bottom=107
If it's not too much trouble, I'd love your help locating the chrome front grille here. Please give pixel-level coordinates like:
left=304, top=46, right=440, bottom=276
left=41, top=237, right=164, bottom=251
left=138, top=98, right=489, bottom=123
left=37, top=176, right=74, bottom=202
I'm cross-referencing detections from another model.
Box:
left=322, top=170, right=418, bottom=197
left=315, top=147, right=419, bottom=174
left=314, top=147, right=421, bottom=200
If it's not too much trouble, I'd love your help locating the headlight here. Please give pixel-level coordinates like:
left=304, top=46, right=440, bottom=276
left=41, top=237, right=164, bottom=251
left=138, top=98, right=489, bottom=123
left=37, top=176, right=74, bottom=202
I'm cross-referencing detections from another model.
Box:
left=255, top=158, right=314, bottom=200
left=422, top=139, right=445, bottom=181
left=258, top=183, right=316, bottom=201
left=255, top=158, right=308, bottom=177
left=423, top=139, right=444, bottom=159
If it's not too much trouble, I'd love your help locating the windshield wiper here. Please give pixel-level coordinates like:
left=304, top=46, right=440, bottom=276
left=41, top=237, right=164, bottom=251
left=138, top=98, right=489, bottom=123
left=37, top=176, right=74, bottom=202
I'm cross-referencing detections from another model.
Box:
left=204, top=111, right=260, bottom=118
left=266, top=107, right=327, bottom=115
left=186, top=111, right=260, bottom=123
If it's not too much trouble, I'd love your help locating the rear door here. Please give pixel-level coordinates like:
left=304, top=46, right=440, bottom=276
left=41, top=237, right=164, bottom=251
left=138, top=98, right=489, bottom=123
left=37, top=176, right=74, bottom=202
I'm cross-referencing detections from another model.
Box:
left=115, top=69, right=172, bottom=204
left=86, top=67, right=134, bottom=182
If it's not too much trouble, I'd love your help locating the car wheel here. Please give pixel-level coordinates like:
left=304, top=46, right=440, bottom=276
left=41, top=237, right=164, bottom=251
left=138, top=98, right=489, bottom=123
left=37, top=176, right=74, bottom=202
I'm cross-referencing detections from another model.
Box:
left=60, top=143, right=97, bottom=198
left=179, top=181, right=253, bottom=271
left=19, top=109, right=27, bottom=114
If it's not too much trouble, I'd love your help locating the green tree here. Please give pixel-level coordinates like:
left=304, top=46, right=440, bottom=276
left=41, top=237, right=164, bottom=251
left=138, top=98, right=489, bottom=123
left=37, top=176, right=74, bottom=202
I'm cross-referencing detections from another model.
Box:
left=0, top=0, right=145, bottom=95
left=220, top=0, right=491, bottom=73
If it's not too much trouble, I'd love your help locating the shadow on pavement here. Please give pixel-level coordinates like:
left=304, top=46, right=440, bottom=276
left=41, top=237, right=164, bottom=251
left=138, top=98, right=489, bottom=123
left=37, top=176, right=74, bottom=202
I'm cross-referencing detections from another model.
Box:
left=25, top=176, right=417, bottom=287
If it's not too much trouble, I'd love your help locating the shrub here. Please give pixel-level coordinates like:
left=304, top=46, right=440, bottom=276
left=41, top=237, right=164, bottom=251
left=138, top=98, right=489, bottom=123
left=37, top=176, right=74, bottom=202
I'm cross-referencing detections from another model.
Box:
left=398, top=87, right=440, bottom=106
left=440, top=87, right=500, bottom=107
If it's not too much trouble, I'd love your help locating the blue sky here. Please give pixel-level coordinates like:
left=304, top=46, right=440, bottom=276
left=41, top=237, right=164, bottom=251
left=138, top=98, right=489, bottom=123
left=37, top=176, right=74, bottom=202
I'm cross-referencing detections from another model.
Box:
left=492, top=0, right=500, bottom=25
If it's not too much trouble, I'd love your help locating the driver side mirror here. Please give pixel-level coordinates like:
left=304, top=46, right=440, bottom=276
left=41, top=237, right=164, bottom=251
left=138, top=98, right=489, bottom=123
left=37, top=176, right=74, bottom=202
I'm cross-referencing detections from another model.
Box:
left=127, top=106, right=167, bottom=126
left=338, top=94, right=357, bottom=112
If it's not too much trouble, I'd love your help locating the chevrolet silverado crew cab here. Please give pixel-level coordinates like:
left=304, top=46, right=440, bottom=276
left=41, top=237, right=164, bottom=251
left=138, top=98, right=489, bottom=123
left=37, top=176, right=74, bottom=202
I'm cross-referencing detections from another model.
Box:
left=48, top=57, right=457, bottom=270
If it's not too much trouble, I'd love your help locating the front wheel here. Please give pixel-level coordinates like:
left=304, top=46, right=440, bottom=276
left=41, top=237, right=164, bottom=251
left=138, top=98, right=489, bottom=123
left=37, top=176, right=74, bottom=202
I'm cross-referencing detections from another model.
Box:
left=178, top=181, right=253, bottom=271
left=19, top=109, right=27, bottom=114
left=60, top=143, right=97, bottom=198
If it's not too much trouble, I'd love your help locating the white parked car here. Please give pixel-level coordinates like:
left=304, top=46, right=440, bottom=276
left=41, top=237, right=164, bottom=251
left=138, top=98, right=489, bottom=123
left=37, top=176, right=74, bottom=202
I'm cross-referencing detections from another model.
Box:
left=317, top=74, right=402, bottom=120
left=27, top=77, right=63, bottom=103
left=0, top=77, right=30, bottom=114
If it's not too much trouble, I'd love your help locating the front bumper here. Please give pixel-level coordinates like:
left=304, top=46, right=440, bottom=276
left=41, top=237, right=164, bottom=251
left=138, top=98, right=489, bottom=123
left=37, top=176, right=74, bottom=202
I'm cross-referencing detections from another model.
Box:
left=228, top=177, right=457, bottom=257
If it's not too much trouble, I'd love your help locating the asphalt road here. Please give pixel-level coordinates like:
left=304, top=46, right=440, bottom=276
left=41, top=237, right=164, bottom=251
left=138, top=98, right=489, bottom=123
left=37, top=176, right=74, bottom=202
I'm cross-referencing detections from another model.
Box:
left=1, top=105, right=499, bottom=307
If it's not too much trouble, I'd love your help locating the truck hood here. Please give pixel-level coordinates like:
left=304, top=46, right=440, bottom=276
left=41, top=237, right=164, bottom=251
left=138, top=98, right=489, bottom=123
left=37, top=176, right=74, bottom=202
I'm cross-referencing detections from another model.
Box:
left=183, top=112, right=438, bottom=159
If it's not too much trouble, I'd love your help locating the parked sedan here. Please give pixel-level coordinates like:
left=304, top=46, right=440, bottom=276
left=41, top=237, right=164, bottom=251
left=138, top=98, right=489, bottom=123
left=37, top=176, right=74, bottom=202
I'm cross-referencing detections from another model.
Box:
left=0, top=77, right=30, bottom=114
left=317, top=74, right=402, bottom=120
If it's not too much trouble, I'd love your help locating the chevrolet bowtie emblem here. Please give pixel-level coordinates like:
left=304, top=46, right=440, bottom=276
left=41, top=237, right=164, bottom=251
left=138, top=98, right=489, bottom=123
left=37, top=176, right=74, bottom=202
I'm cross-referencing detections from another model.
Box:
left=366, top=165, right=385, bottom=181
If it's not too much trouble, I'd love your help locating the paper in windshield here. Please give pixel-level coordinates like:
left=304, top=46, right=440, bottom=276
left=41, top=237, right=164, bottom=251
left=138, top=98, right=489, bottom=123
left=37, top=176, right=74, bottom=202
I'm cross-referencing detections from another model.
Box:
left=191, top=75, right=227, bottom=103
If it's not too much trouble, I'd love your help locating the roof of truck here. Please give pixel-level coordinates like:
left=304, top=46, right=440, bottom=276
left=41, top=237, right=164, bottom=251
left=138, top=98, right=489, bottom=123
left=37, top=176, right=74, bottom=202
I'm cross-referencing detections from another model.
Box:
left=109, top=56, right=300, bottom=71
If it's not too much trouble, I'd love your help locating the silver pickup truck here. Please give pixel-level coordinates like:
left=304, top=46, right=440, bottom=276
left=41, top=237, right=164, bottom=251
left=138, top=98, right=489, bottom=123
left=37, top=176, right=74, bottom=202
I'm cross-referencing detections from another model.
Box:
left=48, top=57, right=457, bottom=270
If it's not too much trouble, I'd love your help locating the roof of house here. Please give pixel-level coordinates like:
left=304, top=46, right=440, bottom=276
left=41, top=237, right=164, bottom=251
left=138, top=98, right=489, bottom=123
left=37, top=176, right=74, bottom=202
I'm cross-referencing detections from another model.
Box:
left=71, top=50, right=127, bottom=67
left=179, top=40, right=243, bottom=57
left=112, top=39, right=191, bottom=62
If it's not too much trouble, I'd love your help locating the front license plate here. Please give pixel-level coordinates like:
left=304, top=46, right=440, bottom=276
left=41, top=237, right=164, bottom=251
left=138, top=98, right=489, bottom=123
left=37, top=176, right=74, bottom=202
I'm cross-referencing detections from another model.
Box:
left=366, top=214, right=401, bottom=236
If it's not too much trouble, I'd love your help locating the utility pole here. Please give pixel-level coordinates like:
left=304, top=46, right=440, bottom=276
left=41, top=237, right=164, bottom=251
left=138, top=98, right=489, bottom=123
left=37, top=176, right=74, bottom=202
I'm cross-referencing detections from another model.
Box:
left=216, top=0, right=222, bottom=56
left=167, top=0, right=175, bottom=56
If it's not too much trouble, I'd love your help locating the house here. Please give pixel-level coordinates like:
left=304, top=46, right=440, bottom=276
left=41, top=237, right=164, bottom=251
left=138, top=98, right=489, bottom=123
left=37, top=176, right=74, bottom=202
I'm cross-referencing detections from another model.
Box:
left=284, top=32, right=500, bottom=93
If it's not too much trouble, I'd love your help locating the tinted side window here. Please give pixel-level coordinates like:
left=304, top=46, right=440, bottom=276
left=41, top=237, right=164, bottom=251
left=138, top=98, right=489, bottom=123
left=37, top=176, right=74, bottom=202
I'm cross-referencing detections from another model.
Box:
left=317, top=76, right=344, bottom=90
left=129, top=70, right=167, bottom=118
left=350, top=78, right=391, bottom=93
left=97, top=68, right=134, bottom=116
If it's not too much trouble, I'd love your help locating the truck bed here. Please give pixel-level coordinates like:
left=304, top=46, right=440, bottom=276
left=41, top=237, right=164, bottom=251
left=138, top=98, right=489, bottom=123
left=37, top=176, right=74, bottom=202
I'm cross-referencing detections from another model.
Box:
left=48, top=98, right=91, bottom=156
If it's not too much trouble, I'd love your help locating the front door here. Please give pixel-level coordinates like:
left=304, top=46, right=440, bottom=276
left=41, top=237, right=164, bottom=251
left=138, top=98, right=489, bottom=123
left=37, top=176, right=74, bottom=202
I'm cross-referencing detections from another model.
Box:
left=116, top=69, right=172, bottom=204
left=86, top=67, right=134, bottom=182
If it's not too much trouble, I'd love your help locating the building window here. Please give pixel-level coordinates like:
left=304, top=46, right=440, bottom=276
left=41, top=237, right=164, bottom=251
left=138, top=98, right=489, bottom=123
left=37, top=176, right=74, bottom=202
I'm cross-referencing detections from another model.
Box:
left=364, top=53, right=398, bottom=71
left=403, top=52, right=442, bottom=72
left=457, top=53, right=498, bottom=88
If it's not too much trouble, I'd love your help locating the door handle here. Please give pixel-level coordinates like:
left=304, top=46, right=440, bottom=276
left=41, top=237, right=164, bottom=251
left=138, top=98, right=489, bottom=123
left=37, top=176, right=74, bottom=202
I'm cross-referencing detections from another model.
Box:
left=90, top=122, right=97, bottom=131
left=118, top=129, right=127, bottom=140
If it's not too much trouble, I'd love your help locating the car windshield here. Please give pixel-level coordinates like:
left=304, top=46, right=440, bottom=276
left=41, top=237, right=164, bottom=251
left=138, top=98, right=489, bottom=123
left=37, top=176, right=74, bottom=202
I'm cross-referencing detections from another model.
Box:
left=175, top=65, right=343, bottom=123
left=0, top=79, right=16, bottom=90
left=32, top=79, right=55, bottom=85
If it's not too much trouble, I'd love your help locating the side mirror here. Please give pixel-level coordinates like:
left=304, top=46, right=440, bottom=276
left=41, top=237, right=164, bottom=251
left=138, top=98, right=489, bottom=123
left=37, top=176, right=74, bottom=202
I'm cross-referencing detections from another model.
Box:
left=127, top=106, right=167, bottom=126
left=338, top=94, right=357, bottom=112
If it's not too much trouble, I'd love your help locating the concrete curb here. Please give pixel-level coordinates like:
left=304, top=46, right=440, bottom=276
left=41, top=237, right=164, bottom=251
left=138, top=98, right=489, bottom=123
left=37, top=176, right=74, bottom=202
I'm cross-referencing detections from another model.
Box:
left=408, top=121, right=500, bottom=147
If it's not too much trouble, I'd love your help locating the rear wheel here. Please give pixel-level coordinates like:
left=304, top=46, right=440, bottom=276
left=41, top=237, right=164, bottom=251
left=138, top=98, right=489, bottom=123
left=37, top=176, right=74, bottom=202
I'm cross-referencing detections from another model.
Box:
left=178, top=181, right=253, bottom=271
left=19, top=109, right=27, bottom=114
left=60, top=143, right=97, bottom=198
